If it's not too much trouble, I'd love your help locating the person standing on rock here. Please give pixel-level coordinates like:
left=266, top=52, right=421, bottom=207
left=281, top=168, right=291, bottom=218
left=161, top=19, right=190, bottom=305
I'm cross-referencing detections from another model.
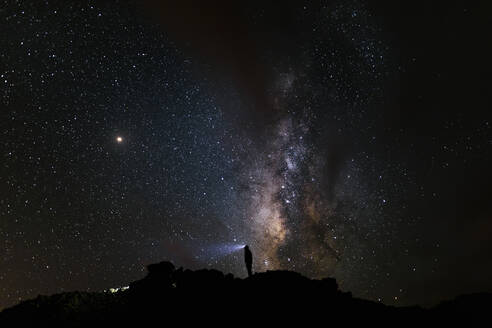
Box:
left=244, top=245, right=253, bottom=277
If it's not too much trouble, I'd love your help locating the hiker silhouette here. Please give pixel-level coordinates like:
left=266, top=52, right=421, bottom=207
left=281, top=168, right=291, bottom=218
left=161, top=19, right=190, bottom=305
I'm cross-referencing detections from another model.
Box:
left=244, top=245, right=253, bottom=277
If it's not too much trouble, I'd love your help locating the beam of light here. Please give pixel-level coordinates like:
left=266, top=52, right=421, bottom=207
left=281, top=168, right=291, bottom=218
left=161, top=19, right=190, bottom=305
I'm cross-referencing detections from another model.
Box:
left=203, top=243, right=246, bottom=258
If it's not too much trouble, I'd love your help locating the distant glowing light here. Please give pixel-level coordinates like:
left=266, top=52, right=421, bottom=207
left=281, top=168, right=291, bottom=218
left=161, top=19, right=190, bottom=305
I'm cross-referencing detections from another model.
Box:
left=116, top=136, right=123, bottom=143
left=107, top=286, right=129, bottom=293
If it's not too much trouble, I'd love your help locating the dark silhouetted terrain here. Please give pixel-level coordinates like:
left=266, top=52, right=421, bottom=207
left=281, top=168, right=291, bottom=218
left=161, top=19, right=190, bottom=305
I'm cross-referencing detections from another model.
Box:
left=1, top=261, right=490, bottom=326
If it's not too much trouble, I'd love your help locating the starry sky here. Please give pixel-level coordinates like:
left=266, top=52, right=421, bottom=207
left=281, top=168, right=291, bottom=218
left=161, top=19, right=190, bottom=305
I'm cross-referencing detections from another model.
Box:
left=1, top=0, right=491, bottom=309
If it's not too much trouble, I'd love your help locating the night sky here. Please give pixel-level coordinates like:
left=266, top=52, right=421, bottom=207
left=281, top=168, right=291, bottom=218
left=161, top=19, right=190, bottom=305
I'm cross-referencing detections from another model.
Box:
left=1, top=0, right=491, bottom=309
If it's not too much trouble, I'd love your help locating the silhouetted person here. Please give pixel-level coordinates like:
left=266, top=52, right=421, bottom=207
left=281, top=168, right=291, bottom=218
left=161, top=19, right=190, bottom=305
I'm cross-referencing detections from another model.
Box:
left=244, top=245, right=253, bottom=277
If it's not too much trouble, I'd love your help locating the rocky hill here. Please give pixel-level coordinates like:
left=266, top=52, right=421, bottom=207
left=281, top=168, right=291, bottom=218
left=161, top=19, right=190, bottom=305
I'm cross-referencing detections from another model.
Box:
left=1, top=261, right=490, bottom=326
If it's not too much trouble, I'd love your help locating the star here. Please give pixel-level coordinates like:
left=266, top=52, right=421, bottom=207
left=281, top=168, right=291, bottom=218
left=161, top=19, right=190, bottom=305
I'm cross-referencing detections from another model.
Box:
left=116, top=136, right=123, bottom=143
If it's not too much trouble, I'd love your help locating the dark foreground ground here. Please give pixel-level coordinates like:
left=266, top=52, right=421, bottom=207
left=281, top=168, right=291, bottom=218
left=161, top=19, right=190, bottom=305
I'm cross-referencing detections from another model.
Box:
left=1, top=261, right=491, bottom=326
